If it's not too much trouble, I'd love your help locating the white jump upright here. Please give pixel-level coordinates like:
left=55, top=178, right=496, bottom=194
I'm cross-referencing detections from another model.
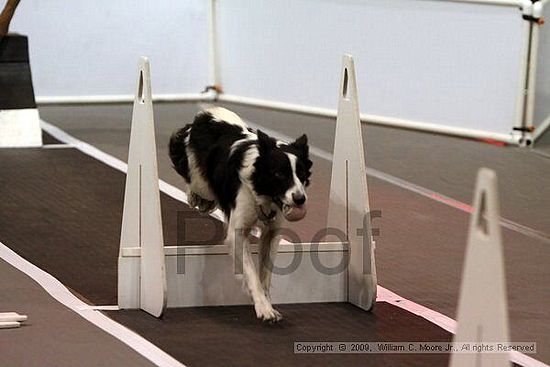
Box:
left=449, top=168, right=510, bottom=367
left=118, top=54, right=377, bottom=315
left=118, top=57, right=167, bottom=317
left=328, top=54, right=377, bottom=311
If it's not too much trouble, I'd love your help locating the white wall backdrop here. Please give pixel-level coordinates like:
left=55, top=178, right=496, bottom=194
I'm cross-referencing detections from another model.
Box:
left=5, top=0, right=209, bottom=97
left=216, top=0, right=527, bottom=136
left=3, top=0, right=538, bottom=141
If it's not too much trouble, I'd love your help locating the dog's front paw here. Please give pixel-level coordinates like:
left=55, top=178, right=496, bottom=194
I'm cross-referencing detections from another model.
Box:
left=255, top=301, right=283, bottom=323
left=187, top=190, right=216, bottom=213
left=187, top=190, right=200, bottom=208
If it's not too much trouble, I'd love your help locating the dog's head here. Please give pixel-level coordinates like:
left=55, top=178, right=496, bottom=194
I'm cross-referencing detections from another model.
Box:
left=252, top=130, right=312, bottom=221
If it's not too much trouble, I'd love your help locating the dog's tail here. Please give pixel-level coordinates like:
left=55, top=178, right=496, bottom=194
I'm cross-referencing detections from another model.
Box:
left=168, top=125, right=191, bottom=181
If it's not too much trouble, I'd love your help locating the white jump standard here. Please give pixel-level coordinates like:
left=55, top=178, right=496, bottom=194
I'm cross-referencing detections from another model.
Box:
left=117, top=55, right=377, bottom=318
left=450, top=169, right=511, bottom=367
left=118, top=57, right=167, bottom=318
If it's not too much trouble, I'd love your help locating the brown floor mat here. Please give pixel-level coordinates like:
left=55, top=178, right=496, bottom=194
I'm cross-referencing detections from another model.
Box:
left=0, top=135, right=458, bottom=367
left=107, top=302, right=453, bottom=367
left=0, top=129, right=541, bottom=366
left=0, top=144, right=218, bottom=305
left=41, top=131, right=61, bottom=144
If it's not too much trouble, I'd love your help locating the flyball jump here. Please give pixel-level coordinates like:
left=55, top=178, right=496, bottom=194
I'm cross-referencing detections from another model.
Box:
left=117, top=55, right=377, bottom=317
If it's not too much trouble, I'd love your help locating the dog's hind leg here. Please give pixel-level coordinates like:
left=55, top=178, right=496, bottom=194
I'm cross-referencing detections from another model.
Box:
left=228, top=191, right=282, bottom=322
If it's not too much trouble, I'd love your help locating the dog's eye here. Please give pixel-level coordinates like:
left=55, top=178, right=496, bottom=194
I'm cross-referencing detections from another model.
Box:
left=274, top=172, right=284, bottom=180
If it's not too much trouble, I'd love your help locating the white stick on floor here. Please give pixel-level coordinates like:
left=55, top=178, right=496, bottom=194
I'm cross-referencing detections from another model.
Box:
left=0, top=321, right=20, bottom=329
left=0, top=312, right=27, bottom=322
left=0, top=312, right=27, bottom=329
left=449, top=168, right=511, bottom=367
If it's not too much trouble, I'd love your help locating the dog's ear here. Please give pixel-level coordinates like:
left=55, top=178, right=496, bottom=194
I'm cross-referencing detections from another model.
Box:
left=257, top=130, right=276, bottom=152
left=291, top=134, right=309, bottom=157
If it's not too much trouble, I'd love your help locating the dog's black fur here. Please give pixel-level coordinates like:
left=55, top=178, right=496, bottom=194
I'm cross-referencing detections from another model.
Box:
left=168, top=107, right=312, bottom=321
left=169, top=108, right=312, bottom=217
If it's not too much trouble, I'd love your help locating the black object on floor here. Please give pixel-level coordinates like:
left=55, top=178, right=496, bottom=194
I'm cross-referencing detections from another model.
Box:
left=0, top=34, right=36, bottom=109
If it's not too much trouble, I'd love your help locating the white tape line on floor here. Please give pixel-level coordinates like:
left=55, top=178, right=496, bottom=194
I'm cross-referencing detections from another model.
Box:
left=0, top=241, right=185, bottom=367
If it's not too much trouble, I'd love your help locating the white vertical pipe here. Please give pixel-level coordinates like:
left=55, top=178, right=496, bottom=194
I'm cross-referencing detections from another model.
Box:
left=513, top=1, right=533, bottom=134
left=525, top=2, right=543, bottom=134
left=207, top=0, right=219, bottom=88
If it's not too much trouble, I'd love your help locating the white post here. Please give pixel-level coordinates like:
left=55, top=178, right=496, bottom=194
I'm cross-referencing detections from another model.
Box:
left=118, top=57, right=167, bottom=318
left=513, top=0, right=534, bottom=143
left=327, top=54, right=377, bottom=311
left=449, top=168, right=510, bottom=367
left=524, top=2, right=543, bottom=141
left=207, top=0, right=220, bottom=88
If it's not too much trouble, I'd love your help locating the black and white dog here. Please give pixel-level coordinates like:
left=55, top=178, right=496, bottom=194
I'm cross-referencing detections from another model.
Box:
left=169, top=107, right=312, bottom=321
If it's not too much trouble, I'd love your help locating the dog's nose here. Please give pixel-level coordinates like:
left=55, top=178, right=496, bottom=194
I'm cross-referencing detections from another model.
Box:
left=292, top=193, right=306, bottom=205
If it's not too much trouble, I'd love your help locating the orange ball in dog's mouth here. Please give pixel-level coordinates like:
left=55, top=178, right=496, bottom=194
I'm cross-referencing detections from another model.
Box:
left=282, top=204, right=307, bottom=222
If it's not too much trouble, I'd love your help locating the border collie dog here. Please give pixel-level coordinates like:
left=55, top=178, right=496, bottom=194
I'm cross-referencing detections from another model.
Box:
left=169, top=107, right=312, bottom=321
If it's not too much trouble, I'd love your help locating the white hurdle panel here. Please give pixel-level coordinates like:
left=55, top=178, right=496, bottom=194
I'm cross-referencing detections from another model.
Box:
left=450, top=168, right=511, bottom=367
left=118, top=55, right=377, bottom=317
